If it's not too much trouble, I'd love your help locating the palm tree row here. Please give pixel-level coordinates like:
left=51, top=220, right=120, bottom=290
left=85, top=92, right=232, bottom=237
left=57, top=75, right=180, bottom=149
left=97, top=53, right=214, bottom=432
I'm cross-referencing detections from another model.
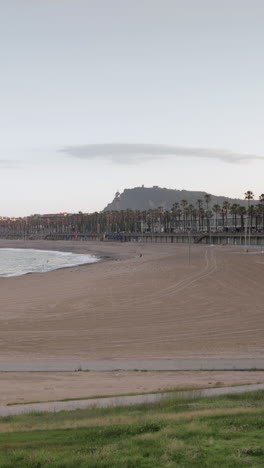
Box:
left=1, top=192, right=264, bottom=238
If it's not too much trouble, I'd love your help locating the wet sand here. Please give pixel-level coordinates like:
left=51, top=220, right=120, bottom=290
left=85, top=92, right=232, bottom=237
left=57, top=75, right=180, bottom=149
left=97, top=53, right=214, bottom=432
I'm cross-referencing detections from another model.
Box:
left=1, top=239, right=264, bottom=361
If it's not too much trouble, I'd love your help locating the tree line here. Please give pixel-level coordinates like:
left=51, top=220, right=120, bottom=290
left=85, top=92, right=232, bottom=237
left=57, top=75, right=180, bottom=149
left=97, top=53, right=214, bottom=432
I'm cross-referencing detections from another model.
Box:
left=1, top=191, right=264, bottom=238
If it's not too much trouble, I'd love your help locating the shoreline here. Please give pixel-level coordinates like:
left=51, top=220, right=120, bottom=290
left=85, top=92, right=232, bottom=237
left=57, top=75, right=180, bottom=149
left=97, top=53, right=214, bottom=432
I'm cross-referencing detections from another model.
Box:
left=0, top=248, right=102, bottom=278
left=1, top=239, right=264, bottom=404
left=0, top=239, right=264, bottom=360
left=0, top=240, right=123, bottom=278
left=0, top=239, right=122, bottom=261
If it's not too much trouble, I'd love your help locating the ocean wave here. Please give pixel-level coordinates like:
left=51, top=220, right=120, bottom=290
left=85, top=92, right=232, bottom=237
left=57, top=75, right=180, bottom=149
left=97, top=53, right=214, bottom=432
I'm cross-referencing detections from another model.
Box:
left=0, top=249, right=99, bottom=277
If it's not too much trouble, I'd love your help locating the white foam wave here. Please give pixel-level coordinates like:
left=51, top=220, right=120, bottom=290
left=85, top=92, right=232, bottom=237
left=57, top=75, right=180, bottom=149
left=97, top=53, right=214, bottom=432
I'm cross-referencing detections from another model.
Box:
left=0, top=249, right=99, bottom=277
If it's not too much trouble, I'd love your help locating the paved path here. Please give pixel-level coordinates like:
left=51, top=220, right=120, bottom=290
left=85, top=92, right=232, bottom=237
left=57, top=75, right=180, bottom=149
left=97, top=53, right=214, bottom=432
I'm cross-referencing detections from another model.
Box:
left=0, top=383, right=264, bottom=417
left=0, top=359, right=264, bottom=372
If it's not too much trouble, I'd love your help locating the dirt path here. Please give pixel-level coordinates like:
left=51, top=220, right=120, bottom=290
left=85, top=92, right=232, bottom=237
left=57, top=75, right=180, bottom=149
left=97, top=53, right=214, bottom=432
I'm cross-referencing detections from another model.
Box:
left=1, top=358, right=264, bottom=371
left=1, top=370, right=264, bottom=406
left=1, top=383, right=264, bottom=417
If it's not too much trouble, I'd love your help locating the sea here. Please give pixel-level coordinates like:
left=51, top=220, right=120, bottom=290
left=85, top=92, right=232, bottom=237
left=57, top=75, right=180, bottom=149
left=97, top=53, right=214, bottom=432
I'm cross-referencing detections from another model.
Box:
left=0, top=248, right=99, bottom=277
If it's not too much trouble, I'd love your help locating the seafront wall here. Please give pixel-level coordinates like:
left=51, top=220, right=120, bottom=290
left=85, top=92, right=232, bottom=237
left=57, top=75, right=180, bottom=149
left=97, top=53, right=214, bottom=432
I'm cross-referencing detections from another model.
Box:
left=119, top=233, right=264, bottom=246
left=1, top=232, right=263, bottom=246
left=44, top=232, right=264, bottom=246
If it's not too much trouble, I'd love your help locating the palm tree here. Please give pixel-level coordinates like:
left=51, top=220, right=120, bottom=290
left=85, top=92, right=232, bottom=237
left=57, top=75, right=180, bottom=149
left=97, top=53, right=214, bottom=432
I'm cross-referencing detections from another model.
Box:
left=197, top=199, right=203, bottom=209
left=245, top=190, right=254, bottom=215
left=259, top=195, right=264, bottom=231
left=187, top=204, right=195, bottom=230
left=245, top=190, right=254, bottom=206
left=141, top=210, right=148, bottom=233
left=222, top=201, right=231, bottom=231
left=204, top=194, right=212, bottom=211
left=181, top=200, right=188, bottom=232
left=199, top=208, right=205, bottom=231
left=204, top=195, right=211, bottom=232
left=230, top=204, right=239, bottom=231
left=156, top=206, right=164, bottom=233
left=205, top=209, right=213, bottom=233
left=163, top=210, right=172, bottom=232
left=248, top=205, right=255, bottom=231
left=146, top=210, right=152, bottom=232
left=150, top=208, right=159, bottom=233
left=237, top=206, right=246, bottom=230
left=255, top=204, right=263, bottom=232
left=212, top=204, right=221, bottom=232
left=175, top=207, right=182, bottom=232
left=197, top=200, right=203, bottom=232
left=244, top=191, right=254, bottom=241
left=190, top=206, right=197, bottom=231
left=172, top=202, right=179, bottom=232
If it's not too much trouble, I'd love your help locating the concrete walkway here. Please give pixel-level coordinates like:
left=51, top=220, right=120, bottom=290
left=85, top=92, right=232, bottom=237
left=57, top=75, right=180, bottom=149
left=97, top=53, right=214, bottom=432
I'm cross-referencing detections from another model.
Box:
left=0, top=359, right=264, bottom=372
left=0, top=383, right=264, bottom=417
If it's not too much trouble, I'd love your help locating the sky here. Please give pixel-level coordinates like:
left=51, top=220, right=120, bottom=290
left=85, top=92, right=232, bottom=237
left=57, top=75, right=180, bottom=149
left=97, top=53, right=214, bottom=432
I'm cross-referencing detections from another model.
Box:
left=1, top=0, right=264, bottom=217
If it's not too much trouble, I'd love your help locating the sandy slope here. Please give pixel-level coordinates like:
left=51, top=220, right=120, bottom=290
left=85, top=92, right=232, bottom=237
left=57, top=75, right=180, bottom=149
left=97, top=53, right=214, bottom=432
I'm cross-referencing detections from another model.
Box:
left=0, top=239, right=264, bottom=360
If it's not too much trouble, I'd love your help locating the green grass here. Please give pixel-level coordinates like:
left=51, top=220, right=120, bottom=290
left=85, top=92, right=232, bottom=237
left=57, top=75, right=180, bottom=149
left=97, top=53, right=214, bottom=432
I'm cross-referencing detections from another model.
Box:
left=0, top=391, right=264, bottom=467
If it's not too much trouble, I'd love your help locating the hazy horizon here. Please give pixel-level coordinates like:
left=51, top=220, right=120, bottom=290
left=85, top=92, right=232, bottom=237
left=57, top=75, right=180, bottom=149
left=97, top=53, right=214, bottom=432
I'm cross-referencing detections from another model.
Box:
left=1, top=0, right=264, bottom=217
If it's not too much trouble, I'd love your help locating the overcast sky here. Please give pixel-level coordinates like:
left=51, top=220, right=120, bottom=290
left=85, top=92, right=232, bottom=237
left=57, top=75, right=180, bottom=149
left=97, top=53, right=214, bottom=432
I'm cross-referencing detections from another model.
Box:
left=1, top=0, right=264, bottom=216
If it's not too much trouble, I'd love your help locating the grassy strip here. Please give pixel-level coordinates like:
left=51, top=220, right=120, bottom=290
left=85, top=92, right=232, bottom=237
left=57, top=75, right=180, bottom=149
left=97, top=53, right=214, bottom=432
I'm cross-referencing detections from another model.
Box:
left=0, top=391, right=263, bottom=467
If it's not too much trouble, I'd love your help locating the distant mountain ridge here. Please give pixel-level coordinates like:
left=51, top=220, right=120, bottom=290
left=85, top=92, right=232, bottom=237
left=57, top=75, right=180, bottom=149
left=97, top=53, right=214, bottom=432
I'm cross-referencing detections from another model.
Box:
left=103, top=186, right=248, bottom=211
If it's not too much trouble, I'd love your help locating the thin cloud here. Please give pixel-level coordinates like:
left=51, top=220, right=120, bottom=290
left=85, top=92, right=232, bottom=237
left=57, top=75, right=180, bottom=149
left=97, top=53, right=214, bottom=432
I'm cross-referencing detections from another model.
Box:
left=59, top=143, right=264, bottom=165
left=0, top=159, right=26, bottom=169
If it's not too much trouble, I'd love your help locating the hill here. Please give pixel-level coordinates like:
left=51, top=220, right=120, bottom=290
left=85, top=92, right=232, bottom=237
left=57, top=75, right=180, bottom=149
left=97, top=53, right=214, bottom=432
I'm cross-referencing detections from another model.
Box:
left=103, top=186, right=247, bottom=211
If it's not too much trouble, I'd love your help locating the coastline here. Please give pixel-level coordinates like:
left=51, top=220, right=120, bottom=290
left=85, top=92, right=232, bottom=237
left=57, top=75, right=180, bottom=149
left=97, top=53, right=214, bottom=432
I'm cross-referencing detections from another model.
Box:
left=1, top=239, right=264, bottom=404
left=0, top=239, right=121, bottom=261
left=0, top=246, right=101, bottom=278
left=0, top=239, right=264, bottom=361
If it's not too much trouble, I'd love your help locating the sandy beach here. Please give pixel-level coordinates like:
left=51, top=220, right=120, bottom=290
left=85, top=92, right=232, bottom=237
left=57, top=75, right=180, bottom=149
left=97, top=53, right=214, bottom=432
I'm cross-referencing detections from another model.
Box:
left=1, top=239, right=264, bottom=360
left=1, top=239, right=264, bottom=403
